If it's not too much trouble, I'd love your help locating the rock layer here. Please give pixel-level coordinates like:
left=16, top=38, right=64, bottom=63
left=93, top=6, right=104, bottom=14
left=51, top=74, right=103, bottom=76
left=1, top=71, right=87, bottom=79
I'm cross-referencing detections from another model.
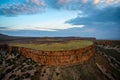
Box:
left=95, top=40, right=120, bottom=46
left=0, top=44, right=95, bottom=66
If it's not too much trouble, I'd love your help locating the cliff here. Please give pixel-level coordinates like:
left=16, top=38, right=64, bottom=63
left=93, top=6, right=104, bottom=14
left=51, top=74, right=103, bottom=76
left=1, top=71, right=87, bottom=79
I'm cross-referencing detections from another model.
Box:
left=0, top=44, right=95, bottom=66
left=95, top=40, right=120, bottom=46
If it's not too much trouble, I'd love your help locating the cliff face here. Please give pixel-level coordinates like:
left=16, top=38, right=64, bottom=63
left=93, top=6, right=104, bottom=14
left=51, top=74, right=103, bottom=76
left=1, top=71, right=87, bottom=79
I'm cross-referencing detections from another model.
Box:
left=0, top=44, right=95, bottom=66
left=95, top=40, right=120, bottom=46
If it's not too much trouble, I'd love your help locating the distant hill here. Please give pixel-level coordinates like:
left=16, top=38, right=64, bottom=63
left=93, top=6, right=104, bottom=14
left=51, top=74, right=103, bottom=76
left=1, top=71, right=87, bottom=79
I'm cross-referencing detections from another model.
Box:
left=0, top=33, right=11, bottom=39
left=0, top=33, right=9, bottom=38
left=0, top=33, right=96, bottom=45
left=0, top=33, right=16, bottom=43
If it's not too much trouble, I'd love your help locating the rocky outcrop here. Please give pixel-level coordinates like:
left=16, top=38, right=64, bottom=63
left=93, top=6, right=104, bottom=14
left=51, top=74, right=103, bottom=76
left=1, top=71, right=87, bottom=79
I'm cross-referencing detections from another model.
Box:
left=0, top=44, right=95, bottom=66
left=95, top=40, right=120, bottom=46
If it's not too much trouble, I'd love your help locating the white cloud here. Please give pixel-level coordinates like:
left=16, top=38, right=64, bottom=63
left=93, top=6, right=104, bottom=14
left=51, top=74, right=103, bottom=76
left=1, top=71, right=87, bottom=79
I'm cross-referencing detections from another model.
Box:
left=9, top=23, right=84, bottom=31
left=0, top=9, right=84, bottom=31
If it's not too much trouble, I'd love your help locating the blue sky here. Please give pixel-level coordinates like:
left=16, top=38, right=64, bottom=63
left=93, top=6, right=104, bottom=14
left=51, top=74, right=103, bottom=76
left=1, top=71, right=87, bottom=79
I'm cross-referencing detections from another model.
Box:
left=0, top=0, right=120, bottom=39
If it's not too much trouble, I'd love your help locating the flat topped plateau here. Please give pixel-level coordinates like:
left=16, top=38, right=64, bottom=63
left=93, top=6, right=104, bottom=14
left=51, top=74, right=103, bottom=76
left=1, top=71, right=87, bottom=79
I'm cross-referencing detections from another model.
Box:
left=9, top=40, right=93, bottom=51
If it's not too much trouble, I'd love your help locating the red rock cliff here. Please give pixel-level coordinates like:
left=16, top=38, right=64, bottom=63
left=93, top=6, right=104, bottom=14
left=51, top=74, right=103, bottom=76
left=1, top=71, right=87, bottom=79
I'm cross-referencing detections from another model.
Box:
left=0, top=44, right=95, bottom=66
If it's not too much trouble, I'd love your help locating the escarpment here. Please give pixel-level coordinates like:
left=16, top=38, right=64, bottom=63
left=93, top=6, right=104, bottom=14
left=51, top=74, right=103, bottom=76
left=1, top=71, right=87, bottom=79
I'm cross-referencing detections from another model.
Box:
left=95, top=40, right=120, bottom=46
left=0, top=44, right=95, bottom=66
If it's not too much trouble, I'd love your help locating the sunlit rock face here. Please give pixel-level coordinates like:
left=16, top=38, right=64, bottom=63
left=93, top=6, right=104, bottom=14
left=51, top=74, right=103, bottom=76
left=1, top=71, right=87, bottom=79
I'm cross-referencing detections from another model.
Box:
left=0, top=44, right=95, bottom=66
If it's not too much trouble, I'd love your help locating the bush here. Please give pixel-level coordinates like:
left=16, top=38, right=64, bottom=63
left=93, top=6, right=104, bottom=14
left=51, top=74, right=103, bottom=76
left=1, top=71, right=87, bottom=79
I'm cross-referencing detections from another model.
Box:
left=22, top=73, right=31, bottom=79
left=9, top=74, right=16, bottom=79
left=56, top=72, right=59, bottom=76
left=0, top=73, right=5, bottom=80
left=27, top=66, right=33, bottom=70
left=0, top=59, right=3, bottom=65
left=6, top=68, right=12, bottom=73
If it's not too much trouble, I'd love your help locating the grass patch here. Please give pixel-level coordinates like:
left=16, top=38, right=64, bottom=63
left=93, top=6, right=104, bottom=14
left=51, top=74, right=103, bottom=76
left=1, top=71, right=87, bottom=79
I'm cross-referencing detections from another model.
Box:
left=10, top=40, right=93, bottom=51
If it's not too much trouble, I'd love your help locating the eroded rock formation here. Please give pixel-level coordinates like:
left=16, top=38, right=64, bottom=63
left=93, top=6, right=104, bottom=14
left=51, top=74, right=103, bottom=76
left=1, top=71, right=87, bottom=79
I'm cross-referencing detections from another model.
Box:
left=0, top=44, right=95, bottom=66
left=95, top=40, right=120, bottom=46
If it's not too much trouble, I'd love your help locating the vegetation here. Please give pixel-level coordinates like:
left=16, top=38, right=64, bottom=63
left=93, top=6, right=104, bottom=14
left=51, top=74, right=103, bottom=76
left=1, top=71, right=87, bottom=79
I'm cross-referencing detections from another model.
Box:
left=0, top=49, right=38, bottom=80
left=10, top=40, right=93, bottom=51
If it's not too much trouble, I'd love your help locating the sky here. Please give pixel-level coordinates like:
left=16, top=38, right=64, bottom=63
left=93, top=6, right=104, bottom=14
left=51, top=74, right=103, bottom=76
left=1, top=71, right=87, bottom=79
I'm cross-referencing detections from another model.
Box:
left=0, top=0, right=120, bottom=40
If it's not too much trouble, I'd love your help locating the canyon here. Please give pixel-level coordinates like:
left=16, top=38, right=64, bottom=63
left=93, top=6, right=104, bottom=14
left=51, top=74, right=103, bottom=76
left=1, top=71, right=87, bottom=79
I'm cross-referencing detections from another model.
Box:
left=0, top=34, right=120, bottom=80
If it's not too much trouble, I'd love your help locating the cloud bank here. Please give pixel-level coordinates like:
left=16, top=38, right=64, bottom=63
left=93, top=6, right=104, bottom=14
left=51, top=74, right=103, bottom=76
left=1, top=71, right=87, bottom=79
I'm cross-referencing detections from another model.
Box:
left=66, top=6, right=120, bottom=25
left=0, top=0, right=120, bottom=16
